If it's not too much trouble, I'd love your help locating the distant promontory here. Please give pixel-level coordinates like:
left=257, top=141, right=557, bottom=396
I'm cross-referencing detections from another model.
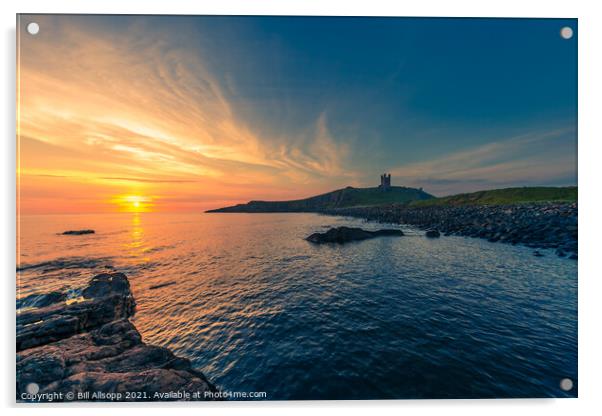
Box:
left=206, top=185, right=434, bottom=213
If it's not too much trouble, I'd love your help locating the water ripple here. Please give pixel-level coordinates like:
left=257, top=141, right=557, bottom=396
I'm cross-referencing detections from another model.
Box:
left=17, top=213, right=577, bottom=399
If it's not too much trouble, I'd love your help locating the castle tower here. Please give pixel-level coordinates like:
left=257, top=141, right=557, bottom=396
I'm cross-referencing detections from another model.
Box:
left=380, top=173, right=391, bottom=190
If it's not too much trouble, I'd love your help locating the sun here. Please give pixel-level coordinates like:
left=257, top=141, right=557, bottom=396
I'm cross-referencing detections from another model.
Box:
left=112, top=195, right=153, bottom=212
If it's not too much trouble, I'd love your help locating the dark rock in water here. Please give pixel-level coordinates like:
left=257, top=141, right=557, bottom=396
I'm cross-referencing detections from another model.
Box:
left=533, top=250, right=544, bottom=257
left=556, top=248, right=567, bottom=258
left=569, top=254, right=578, bottom=260
left=306, top=226, right=403, bottom=244
left=16, top=273, right=218, bottom=401
left=149, top=281, right=177, bottom=290
left=82, top=272, right=131, bottom=299
left=62, top=229, right=95, bottom=235
left=17, top=291, right=66, bottom=310
left=425, top=229, right=441, bottom=238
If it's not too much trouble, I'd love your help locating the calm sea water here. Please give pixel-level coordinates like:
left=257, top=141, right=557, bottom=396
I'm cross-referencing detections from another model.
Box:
left=17, top=213, right=577, bottom=399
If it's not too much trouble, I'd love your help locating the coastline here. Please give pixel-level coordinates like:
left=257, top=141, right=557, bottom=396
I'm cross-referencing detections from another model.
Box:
left=322, top=201, right=578, bottom=258
left=16, top=273, right=219, bottom=402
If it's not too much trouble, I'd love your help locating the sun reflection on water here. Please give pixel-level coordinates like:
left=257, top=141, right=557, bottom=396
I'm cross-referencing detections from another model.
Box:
left=125, top=213, right=151, bottom=264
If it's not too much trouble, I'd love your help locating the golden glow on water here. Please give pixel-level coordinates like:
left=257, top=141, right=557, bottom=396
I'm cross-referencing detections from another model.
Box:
left=124, top=213, right=151, bottom=264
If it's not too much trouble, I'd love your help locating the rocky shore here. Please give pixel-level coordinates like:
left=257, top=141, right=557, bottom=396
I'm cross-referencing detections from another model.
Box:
left=17, top=273, right=218, bottom=402
left=324, top=202, right=578, bottom=258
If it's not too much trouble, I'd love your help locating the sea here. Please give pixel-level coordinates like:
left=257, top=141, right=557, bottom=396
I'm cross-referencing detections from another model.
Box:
left=16, top=212, right=578, bottom=399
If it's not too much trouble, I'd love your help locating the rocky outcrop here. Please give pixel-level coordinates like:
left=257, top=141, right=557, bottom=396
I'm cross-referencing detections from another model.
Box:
left=17, top=274, right=135, bottom=351
left=62, top=230, right=95, bottom=235
left=17, top=273, right=218, bottom=402
left=326, top=202, right=577, bottom=258
left=306, top=226, right=403, bottom=244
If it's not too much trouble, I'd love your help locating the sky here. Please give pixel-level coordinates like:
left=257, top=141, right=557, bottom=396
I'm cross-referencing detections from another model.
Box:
left=17, top=15, right=577, bottom=214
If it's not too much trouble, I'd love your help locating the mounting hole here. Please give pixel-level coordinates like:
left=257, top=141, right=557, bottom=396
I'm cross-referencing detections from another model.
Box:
left=26, top=382, right=39, bottom=395
left=560, top=378, right=573, bottom=391
left=560, top=26, right=573, bottom=40
left=27, top=22, right=40, bottom=35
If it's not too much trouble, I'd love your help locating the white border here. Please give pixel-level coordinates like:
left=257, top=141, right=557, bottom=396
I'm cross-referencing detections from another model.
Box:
left=2, top=1, right=601, bottom=415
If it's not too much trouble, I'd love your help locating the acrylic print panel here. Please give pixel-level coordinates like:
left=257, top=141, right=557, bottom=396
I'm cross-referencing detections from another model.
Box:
left=16, top=14, right=577, bottom=402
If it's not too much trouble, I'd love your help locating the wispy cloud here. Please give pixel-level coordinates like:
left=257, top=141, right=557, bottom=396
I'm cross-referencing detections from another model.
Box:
left=18, top=16, right=355, bottom=212
left=390, top=128, right=577, bottom=196
left=268, top=112, right=355, bottom=184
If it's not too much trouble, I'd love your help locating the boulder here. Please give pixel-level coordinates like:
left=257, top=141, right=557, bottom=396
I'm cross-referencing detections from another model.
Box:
left=425, top=229, right=441, bottom=238
left=62, top=230, right=95, bottom=235
left=306, top=226, right=403, bottom=244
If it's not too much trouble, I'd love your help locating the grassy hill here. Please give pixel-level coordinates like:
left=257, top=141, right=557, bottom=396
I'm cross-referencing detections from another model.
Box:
left=207, top=186, right=434, bottom=212
left=409, top=186, right=577, bottom=207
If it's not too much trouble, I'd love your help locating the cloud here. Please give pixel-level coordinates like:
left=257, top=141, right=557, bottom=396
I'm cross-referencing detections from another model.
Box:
left=18, top=16, right=356, bottom=212
left=390, top=128, right=577, bottom=196
left=268, top=112, right=355, bottom=184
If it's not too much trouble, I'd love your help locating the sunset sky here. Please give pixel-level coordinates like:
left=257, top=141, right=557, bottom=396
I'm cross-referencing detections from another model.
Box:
left=17, top=15, right=577, bottom=214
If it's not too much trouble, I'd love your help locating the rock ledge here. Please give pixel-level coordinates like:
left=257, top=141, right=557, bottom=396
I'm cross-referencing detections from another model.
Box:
left=17, top=273, right=218, bottom=402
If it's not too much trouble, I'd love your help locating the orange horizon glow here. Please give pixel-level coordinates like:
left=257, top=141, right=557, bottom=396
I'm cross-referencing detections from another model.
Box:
left=16, top=16, right=356, bottom=215
left=111, top=195, right=154, bottom=213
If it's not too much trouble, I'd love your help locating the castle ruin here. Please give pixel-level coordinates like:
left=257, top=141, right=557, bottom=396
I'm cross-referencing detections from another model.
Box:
left=379, top=173, right=391, bottom=190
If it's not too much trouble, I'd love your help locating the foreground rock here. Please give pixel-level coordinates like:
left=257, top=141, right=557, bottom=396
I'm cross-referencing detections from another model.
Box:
left=306, top=226, right=403, bottom=244
left=62, top=229, right=95, bottom=235
left=17, top=273, right=218, bottom=402
left=325, top=202, right=577, bottom=258
left=16, top=291, right=67, bottom=310
left=17, top=274, right=135, bottom=351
